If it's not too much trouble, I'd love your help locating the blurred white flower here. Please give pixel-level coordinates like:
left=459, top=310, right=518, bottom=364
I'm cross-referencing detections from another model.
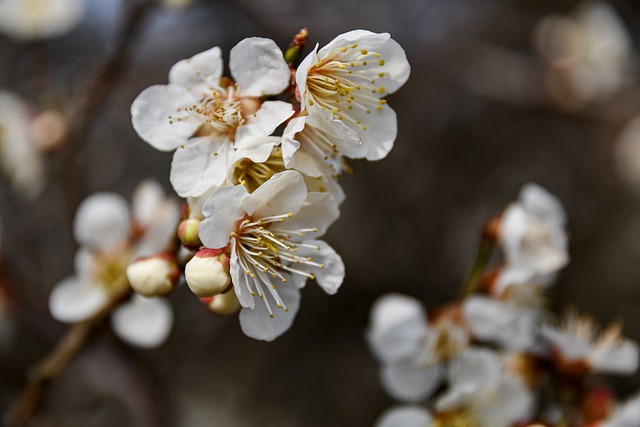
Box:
left=131, top=38, right=293, bottom=198
left=542, top=311, right=639, bottom=376
left=197, top=170, right=344, bottom=341
left=534, top=1, right=634, bottom=108
left=49, top=181, right=180, bottom=348
left=499, top=183, right=568, bottom=276
left=375, top=405, right=433, bottom=427
left=0, top=0, right=85, bottom=40
left=0, top=90, right=44, bottom=199
left=296, top=29, right=410, bottom=161
left=615, top=116, right=640, bottom=188
left=601, top=392, right=640, bottom=427
left=367, top=293, right=468, bottom=402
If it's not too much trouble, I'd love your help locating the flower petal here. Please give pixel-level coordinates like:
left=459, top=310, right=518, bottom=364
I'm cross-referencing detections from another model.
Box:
left=49, top=276, right=108, bottom=323
left=381, top=363, right=441, bottom=402
left=288, top=239, right=344, bottom=295
left=366, top=293, right=428, bottom=364
left=242, top=170, right=307, bottom=219
left=296, top=44, right=320, bottom=110
left=111, top=295, right=173, bottom=348
left=131, top=84, right=199, bottom=151
left=168, top=46, right=223, bottom=93
left=239, top=281, right=300, bottom=341
left=232, top=136, right=280, bottom=164
left=170, top=136, right=231, bottom=197
left=271, top=192, right=339, bottom=240
left=520, top=182, right=567, bottom=227
left=199, top=185, right=248, bottom=249
left=234, top=101, right=294, bottom=149
left=230, top=37, right=290, bottom=97
left=375, top=406, right=433, bottom=427
left=74, top=193, right=130, bottom=250
left=230, top=241, right=255, bottom=309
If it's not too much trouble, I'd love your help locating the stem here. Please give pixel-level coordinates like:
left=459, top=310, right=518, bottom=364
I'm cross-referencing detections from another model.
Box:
left=459, top=217, right=500, bottom=298
left=4, top=286, right=132, bottom=427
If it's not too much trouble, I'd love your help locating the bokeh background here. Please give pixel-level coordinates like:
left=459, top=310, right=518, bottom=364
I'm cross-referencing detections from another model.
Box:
left=3, top=0, right=640, bottom=425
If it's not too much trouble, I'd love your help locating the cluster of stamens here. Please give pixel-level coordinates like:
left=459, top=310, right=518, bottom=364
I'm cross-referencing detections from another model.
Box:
left=231, top=148, right=287, bottom=192
left=230, top=212, right=323, bottom=318
left=168, top=86, right=245, bottom=136
left=306, top=43, right=389, bottom=133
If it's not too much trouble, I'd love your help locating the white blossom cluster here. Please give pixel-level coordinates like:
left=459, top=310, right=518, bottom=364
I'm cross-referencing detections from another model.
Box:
left=367, top=184, right=640, bottom=427
left=124, top=30, right=409, bottom=342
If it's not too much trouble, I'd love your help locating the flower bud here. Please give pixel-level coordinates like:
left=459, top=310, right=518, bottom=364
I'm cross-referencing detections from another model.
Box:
left=126, top=254, right=179, bottom=297
left=177, top=218, right=202, bottom=249
left=200, top=290, right=240, bottom=316
left=185, top=248, right=231, bottom=298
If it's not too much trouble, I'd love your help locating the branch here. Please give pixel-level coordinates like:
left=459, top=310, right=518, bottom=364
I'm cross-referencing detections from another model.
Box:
left=4, top=287, right=132, bottom=427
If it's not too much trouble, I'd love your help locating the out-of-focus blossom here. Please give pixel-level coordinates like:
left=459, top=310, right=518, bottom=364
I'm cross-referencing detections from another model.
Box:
left=201, top=290, right=241, bottom=316
left=0, top=90, right=44, bottom=199
left=49, top=181, right=180, bottom=348
left=367, top=293, right=468, bottom=402
left=197, top=170, right=344, bottom=341
left=375, top=406, right=433, bottom=427
left=126, top=254, right=179, bottom=297
left=499, top=183, right=568, bottom=276
left=131, top=39, right=293, bottom=198
left=600, top=392, right=640, bottom=427
left=0, top=0, right=85, bottom=40
left=296, top=30, right=410, bottom=161
left=542, top=311, right=639, bottom=376
left=160, top=0, right=193, bottom=9
left=534, top=1, right=634, bottom=109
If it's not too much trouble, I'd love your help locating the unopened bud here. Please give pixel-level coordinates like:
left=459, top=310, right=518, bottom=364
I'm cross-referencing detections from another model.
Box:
left=126, top=254, right=179, bottom=297
left=201, top=290, right=240, bottom=316
left=30, top=110, right=69, bottom=153
left=178, top=218, right=202, bottom=249
left=185, top=248, right=231, bottom=297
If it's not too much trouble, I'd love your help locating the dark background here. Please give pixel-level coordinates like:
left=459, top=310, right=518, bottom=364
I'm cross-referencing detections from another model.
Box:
left=3, top=0, right=640, bottom=425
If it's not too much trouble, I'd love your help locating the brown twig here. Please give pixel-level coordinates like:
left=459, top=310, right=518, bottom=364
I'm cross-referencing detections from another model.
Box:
left=4, top=286, right=132, bottom=427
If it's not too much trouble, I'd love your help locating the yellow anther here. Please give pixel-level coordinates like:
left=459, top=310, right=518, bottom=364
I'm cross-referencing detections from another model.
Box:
left=309, top=274, right=315, bottom=280
left=340, top=47, right=348, bottom=52
left=379, top=72, right=385, bottom=77
left=312, top=227, right=318, bottom=232
left=360, top=49, right=368, bottom=55
left=363, top=126, right=368, bottom=130
left=257, top=220, right=262, bottom=225
left=379, top=86, right=386, bottom=93
left=300, top=232, right=305, bottom=237
left=316, top=246, right=321, bottom=250
left=374, top=53, right=380, bottom=57
left=320, top=264, right=325, bottom=268
left=351, top=44, right=358, bottom=48
left=362, top=61, right=368, bottom=65
left=338, top=64, right=346, bottom=69
left=308, top=100, right=314, bottom=106
left=251, top=291, right=256, bottom=296
left=379, top=99, right=387, bottom=104
left=269, top=314, right=274, bottom=318
left=282, top=278, right=287, bottom=283
left=350, top=62, right=355, bottom=67
left=366, top=109, right=371, bottom=114
left=287, top=212, right=293, bottom=217
left=378, top=60, right=385, bottom=66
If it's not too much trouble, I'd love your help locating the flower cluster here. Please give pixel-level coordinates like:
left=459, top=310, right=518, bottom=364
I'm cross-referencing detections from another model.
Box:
left=48, top=181, right=181, bottom=348
left=367, top=183, right=640, bottom=427
left=127, top=30, right=410, bottom=341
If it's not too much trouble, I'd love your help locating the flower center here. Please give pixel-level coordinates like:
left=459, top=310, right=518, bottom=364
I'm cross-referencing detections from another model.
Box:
left=231, top=147, right=287, bottom=192
left=433, top=411, right=479, bottom=427
left=230, top=213, right=322, bottom=318
left=168, top=86, right=248, bottom=138
left=93, top=248, right=131, bottom=295
left=305, top=43, right=389, bottom=134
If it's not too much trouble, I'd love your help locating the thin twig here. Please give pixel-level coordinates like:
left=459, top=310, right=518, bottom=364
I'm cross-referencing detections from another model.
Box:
left=4, top=286, right=132, bottom=427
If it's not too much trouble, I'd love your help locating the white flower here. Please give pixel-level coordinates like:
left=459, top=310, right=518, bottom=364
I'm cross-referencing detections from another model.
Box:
left=541, top=311, right=639, bottom=375
left=296, top=30, right=410, bottom=161
left=534, top=1, right=633, bottom=107
left=434, top=348, right=534, bottom=427
left=366, top=293, right=468, bottom=402
left=131, top=38, right=293, bottom=198
left=615, top=116, right=640, bottom=188
left=49, top=182, right=180, bottom=348
left=0, top=90, right=44, bottom=199
left=0, top=0, right=85, bottom=40
left=499, top=183, right=568, bottom=276
left=197, top=170, right=344, bottom=341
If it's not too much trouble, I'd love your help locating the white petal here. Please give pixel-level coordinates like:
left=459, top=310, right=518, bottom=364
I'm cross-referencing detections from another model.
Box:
left=271, top=192, right=339, bottom=240
left=295, top=44, right=319, bottom=110
left=232, top=136, right=280, bottom=164
left=230, top=37, right=290, bottom=97
left=131, top=85, right=199, bottom=151
left=199, top=185, right=248, bottom=249
left=347, top=103, right=397, bottom=161
left=230, top=242, right=255, bottom=309
left=168, top=47, right=223, bottom=93
left=366, top=293, right=428, bottom=364
left=381, top=363, right=441, bottom=402
left=242, top=170, right=307, bottom=219
left=111, top=295, right=173, bottom=348
left=132, top=180, right=166, bottom=227
left=170, top=136, right=231, bottom=197
left=290, top=239, right=344, bottom=295
left=234, top=101, right=294, bottom=149
left=605, top=392, right=640, bottom=427
left=239, top=282, right=300, bottom=341
left=375, top=406, right=433, bottom=427
left=519, top=183, right=567, bottom=227
left=74, top=193, right=130, bottom=250
left=0, top=0, right=85, bottom=40
left=592, top=339, right=639, bottom=375
left=49, top=276, right=108, bottom=323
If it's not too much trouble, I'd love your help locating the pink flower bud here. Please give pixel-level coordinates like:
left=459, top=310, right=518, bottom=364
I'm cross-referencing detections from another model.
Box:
left=185, top=248, right=231, bottom=297
left=126, top=254, right=179, bottom=297
left=200, top=290, right=240, bottom=316
left=177, top=218, right=202, bottom=249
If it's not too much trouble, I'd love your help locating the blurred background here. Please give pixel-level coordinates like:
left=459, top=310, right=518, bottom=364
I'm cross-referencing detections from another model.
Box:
left=2, top=0, right=640, bottom=425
